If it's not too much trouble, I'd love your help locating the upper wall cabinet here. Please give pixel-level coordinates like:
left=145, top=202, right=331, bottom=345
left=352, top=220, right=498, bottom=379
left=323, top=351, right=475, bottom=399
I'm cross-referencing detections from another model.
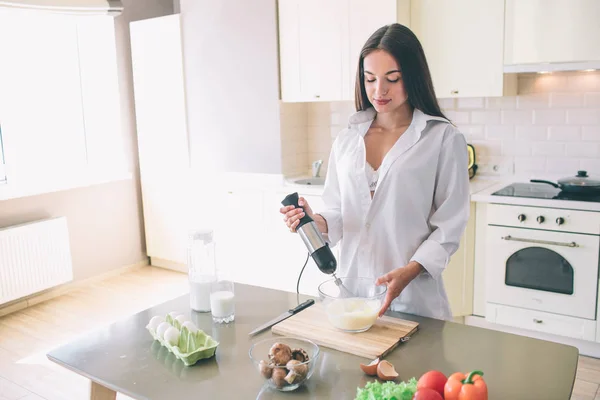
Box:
left=344, top=0, right=402, bottom=100
left=410, top=0, right=515, bottom=99
left=278, top=0, right=346, bottom=102
left=504, top=0, right=600, bottom=72
left=278, top=0, right=403, bottom=102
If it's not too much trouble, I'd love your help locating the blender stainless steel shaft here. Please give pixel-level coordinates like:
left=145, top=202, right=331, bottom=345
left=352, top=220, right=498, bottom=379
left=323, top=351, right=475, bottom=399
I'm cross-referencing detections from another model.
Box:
left=282, top=192, right=336, bottom=274
left=282, top=192, right=354, bottom=297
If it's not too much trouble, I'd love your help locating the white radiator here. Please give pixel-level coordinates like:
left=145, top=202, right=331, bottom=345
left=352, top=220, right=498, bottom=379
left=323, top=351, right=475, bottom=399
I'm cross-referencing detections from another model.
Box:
left=0, top=217, right=73, bottom=304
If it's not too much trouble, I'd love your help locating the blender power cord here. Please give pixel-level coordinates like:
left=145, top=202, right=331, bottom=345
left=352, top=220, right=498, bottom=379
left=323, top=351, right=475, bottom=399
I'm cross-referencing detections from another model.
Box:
left=296, top=252, right=310, bottom=294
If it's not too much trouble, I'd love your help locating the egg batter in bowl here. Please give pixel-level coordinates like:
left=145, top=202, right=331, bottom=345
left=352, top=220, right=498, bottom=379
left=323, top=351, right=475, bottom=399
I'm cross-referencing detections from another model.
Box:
left=318, top=277, right=387, bottom=333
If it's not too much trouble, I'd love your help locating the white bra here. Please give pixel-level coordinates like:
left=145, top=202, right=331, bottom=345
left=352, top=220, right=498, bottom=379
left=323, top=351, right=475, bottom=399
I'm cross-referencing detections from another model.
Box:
left=366, top=162, right=379, bottom=192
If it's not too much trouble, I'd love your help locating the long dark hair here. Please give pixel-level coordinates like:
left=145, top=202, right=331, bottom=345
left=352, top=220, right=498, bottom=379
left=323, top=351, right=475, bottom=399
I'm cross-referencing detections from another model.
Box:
left=355, top=23, right=448, bottom=120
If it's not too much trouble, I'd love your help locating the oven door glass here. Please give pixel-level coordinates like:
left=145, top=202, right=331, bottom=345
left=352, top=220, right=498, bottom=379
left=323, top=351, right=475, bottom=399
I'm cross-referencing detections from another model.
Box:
left=486, top=225, right=599, bottom=320
left=505, top=247, right=574, bottom=295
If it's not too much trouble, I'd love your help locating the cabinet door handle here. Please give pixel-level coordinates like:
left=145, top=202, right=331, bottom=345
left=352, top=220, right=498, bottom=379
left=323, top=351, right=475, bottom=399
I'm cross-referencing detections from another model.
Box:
left=451, top=89, right=459, bottom=95
left=501, top=235, right=579, bottom=248
left=533, top=318, right=543, bottom=324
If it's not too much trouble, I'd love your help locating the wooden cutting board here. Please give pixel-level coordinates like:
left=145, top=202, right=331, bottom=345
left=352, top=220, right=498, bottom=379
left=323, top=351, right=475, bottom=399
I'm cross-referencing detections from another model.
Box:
left=271, top=303, right=419, bottom=359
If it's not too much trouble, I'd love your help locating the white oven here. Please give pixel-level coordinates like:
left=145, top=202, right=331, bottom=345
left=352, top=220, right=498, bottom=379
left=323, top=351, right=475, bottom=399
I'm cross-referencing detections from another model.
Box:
left=485, top=204, right=600, bottom=322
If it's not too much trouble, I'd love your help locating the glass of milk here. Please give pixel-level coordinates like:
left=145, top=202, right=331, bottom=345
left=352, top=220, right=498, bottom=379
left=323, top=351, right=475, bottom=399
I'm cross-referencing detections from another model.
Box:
left=210, top=279, right=235, bottom=323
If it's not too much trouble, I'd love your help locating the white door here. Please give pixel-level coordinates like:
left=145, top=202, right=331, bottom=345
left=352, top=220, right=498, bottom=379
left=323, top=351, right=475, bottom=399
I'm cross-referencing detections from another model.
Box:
left=130, top=15, right=192, bottom=264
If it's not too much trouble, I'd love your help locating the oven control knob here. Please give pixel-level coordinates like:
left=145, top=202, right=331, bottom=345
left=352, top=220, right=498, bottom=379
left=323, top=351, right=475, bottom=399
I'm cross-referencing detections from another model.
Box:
left=537, top=216, right=545, bottom=223
left=556, top=217, right=565, bottom=225
left=518, top=214, right=526, bottom=222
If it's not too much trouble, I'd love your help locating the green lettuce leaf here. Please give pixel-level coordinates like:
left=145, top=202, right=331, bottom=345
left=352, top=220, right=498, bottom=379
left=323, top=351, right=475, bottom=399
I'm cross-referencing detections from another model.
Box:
left=355, top=378, right=418, bottom=400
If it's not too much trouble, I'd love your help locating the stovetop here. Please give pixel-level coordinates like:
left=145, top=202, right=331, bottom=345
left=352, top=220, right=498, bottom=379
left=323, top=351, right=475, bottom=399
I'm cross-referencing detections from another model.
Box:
left=492, top=183, right=600, bottom=203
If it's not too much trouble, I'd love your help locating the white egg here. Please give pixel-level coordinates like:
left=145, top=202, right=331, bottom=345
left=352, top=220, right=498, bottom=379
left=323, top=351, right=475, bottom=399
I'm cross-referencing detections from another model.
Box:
left=168, top=311, right=182, bottom=319
left=164, top=327, right=180, bottom=346
left=156, top=321, right=171, bottom=339
left=148, top=316, right=164, bottom=331
left=175, top=315, right=189, bottom=326
left=181, top=321, right=198, bottom=333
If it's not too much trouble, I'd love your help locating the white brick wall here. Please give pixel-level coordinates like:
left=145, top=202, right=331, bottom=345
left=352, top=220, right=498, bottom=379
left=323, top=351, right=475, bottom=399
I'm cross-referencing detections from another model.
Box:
left=280, top=71, right=600, bottom=177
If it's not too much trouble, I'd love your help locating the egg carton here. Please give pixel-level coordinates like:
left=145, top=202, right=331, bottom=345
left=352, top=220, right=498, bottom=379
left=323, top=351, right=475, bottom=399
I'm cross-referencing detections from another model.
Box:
left=146, top=312, right=219, bottom=367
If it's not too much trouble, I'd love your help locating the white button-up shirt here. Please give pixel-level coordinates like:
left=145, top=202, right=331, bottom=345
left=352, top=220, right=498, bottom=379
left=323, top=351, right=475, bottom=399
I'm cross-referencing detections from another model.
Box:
left=318, top=107, right=470, bottom=320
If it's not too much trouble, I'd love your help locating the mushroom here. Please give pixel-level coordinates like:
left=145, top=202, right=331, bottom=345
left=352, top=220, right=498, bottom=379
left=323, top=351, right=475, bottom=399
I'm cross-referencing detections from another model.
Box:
left=259, top=360, right=273, bottom=379
left=291, top=348, right=309, bottom=363
left=285, top=359, right=308, bottom=384
left=268, top=342, right=292, bottom=366
left=271, top=367, right=288, bottom=388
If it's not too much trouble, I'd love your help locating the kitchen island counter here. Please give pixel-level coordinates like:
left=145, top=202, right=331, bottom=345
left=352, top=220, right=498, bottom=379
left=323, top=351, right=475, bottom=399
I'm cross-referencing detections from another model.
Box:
left=47, top=283, right=578, bottom=399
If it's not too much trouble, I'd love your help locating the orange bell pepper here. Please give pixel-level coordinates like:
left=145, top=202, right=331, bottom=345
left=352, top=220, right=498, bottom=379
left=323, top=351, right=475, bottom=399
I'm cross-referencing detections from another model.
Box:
left=444, top=370, right=488, bottom=400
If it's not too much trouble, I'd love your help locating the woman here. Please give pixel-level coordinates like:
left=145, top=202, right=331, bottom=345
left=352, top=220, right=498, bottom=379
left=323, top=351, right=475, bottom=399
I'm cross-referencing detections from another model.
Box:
left=280, top=24, right=470, bottom=321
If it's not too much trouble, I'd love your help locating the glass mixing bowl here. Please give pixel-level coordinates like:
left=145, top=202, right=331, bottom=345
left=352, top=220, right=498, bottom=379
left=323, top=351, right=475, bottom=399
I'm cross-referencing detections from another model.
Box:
left=318, top=277, right=387, bottom=333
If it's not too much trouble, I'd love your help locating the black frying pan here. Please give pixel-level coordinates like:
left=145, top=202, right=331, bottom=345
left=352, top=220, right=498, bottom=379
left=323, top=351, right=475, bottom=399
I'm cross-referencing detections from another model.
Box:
left=531, top=170, right=600, bottom=194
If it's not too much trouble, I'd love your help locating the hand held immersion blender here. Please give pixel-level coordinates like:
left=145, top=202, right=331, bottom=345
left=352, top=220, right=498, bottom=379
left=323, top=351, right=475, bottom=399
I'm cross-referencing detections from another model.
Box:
left=281, top=192, right=354, bottom=297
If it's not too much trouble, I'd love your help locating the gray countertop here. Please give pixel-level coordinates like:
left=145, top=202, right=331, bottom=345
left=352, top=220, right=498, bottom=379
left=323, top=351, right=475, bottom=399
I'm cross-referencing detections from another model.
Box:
left=47, top=284, right=578, bottom=399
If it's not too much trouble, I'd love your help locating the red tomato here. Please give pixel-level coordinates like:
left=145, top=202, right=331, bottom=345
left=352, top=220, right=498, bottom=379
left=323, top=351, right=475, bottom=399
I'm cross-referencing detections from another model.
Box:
left=413, top=388, right=444, bottom=400
left=417, top=370, right=448, bottom=397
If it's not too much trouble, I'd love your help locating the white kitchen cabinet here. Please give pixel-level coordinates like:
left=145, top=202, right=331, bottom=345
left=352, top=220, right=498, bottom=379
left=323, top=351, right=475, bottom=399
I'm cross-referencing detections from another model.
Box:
left=278, top=0, right=403, bottom=102
left=216, top=188, right=266, bottom=286
left=130, top=14, right=192, bottom=266
left=259, top=189, right=337, bottom=295
left=278, top=0, right=346, bottom=102
left=260, top=189, right=299, bottom=292
left=343, top=0, right=400, bottom=99
left=504, top=0, right=600, bottom=68
left=410, top=0, right=516, bottom=98
left=442, top=202, right=476, bottom=317
left=472, top=202, right=488, bottom=317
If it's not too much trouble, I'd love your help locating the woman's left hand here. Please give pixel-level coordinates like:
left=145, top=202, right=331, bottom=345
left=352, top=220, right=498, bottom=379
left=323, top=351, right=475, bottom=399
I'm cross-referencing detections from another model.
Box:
left=375, top=261, right=424, bottom=317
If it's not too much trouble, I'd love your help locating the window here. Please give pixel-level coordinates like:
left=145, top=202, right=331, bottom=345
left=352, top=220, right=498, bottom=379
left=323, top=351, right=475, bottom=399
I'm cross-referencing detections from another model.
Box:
left=505, top=247, right=574, bottom=295
left=0, top=8, right=126, bottom=198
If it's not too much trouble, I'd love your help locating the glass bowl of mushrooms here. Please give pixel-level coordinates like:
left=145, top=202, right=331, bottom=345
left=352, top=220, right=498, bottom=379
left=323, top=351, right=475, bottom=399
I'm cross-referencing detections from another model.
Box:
left=248, top=337, right=319, bottom=391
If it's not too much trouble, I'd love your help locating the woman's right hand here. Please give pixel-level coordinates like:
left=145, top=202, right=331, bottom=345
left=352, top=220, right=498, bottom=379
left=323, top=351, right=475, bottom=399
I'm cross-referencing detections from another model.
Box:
left=280, top=197, right=314, bottom=233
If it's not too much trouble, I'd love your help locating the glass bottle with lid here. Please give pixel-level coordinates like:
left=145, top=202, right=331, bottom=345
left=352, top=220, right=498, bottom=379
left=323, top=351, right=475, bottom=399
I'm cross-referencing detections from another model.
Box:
left=187, top=229, right=217, bottom=312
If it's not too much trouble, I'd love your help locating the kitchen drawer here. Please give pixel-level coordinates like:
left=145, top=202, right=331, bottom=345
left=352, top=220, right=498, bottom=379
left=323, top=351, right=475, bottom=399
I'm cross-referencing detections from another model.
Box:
left=486, top=203, right=600, bottom=235
left=486, top=302, right=596, bottom=341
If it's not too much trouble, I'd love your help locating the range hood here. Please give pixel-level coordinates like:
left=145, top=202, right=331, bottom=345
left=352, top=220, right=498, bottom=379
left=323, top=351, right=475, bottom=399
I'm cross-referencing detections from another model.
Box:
left=0, top=0, right=123, bottom=16
left=504, top=60, right=600, bottom=74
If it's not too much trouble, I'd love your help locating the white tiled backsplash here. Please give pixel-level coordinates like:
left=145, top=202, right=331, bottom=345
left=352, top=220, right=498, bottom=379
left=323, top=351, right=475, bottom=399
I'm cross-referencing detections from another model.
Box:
left=281, top=71, right=600, bottom=178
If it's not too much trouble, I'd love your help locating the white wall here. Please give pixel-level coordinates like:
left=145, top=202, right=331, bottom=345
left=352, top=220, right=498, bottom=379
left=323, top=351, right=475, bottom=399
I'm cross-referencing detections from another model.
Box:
left=179, top=0, right=282, bottom=175
left=294, top=71, right=600, bottom=178
left=0, top=0, right=175, bottom=282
